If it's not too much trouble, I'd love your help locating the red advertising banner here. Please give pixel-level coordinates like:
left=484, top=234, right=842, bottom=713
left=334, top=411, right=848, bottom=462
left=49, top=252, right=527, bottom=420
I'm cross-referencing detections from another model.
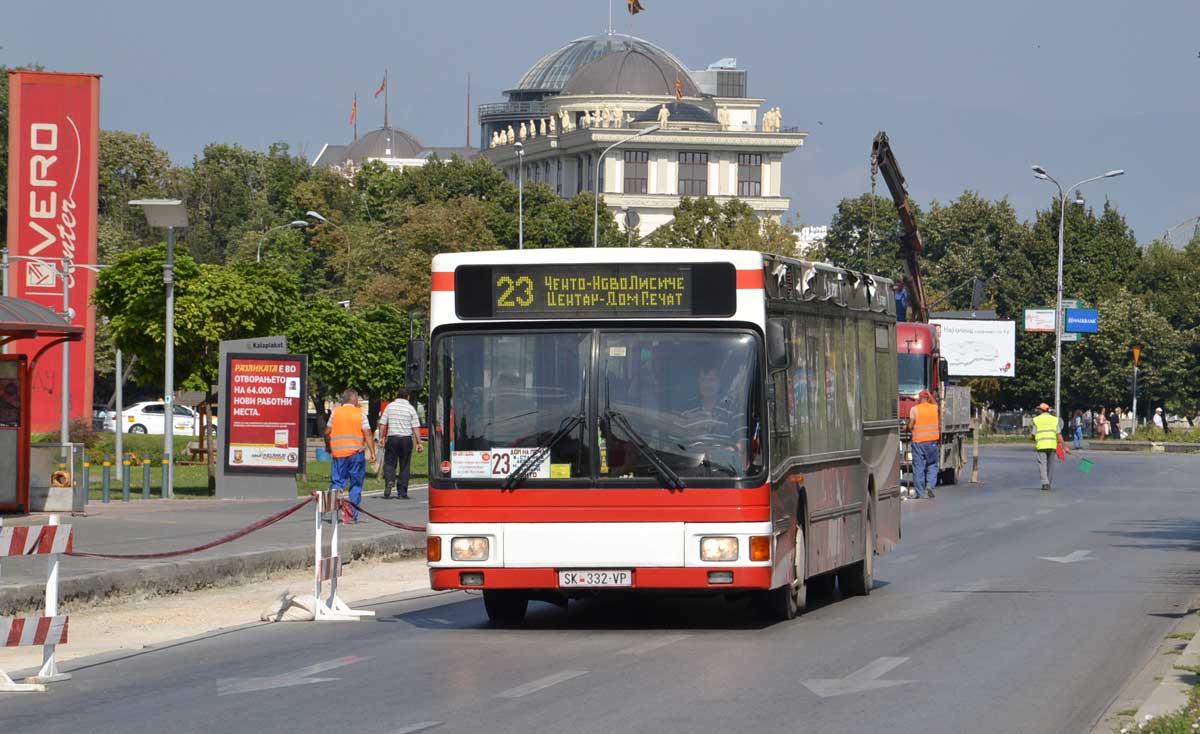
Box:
left=223, top=353, right=308, bottom=474
left=5, top=71, right=101, bottom=432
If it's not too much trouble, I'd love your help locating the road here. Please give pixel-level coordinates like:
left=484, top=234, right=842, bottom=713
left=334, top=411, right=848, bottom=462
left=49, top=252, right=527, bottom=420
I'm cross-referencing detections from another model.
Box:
left=5, top=446, right=1199, bottom=733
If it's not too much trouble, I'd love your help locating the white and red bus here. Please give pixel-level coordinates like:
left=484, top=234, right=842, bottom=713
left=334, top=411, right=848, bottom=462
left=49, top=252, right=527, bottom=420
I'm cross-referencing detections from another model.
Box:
left=423, top=248, right=901, bottom=622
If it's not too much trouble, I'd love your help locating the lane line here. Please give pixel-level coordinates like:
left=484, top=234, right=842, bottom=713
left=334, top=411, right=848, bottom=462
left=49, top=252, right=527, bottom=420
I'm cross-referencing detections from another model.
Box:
left=1035, top=509, right=1054, bottom=515
left=616, top=634, right=690, bottom=655
left=495, top=670, right=588, bottom=698
left=394, top=723, right=443, bottom=734
left=1012, top=515, right=1031, bottom=522
left=988, top=521, right=1010, bottom=530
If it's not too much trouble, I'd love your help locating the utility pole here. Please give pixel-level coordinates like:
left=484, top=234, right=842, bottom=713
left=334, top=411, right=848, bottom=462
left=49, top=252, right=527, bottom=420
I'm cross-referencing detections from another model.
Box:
left=1131, top=345, right=1141, bottom=427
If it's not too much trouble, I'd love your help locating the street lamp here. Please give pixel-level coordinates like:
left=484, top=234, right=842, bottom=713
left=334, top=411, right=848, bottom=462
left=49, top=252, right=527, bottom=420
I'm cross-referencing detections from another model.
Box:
left=514, top=142, right=525, bottom=250
left=256, top=221, right=308, bottom=263
left=1030, top=165, right=1124, bottom=421
left=306, top=211, right=352, bottom=284
left=594, top=125, right=660, bottom=248
left=130, top=199, right=189, bottom=498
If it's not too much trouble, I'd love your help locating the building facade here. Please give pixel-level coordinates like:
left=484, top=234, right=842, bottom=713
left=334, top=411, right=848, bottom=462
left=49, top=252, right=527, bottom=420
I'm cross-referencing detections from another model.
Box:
left=312, top=126, right=476, bottom=176
left=481, top=32, right=805, bottom=238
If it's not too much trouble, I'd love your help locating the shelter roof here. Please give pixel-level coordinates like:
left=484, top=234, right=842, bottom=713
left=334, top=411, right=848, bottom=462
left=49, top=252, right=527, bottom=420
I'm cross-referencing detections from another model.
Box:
left=0, top=297, right=82, bottom=341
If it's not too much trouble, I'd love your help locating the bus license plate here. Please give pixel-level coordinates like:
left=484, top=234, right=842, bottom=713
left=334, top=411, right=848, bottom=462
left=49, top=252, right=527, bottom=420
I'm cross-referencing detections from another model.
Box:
left=558, top=570, right=632, bottom=588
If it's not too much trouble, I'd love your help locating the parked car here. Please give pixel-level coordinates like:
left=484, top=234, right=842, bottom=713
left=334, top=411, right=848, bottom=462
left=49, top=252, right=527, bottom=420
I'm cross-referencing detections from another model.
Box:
left=92, top=404, right=115, bottom=432
left=115, top=402, right=218, bottom=436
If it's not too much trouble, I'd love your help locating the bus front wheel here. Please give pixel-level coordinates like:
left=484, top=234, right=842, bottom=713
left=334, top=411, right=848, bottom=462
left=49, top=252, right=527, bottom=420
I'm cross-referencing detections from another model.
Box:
left=756, top=525, right=806, bottom=621
left=483, top=590, right=528, bottom=624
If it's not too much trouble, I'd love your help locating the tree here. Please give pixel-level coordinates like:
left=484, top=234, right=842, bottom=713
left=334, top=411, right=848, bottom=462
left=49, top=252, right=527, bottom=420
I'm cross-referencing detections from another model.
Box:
left=816, top=193, right=913, bottom=277
left=921, top=192, right=1027, bottom=311
left=645, top=197, right=797, bottom=254
left=97, top=130, right=175, bottom=242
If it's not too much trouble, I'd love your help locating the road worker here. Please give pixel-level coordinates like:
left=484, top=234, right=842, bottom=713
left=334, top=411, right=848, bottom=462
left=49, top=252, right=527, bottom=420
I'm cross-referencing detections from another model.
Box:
left=1031, top=402, right=1064, bottom=491
left=907, top=390, right=939, bottom=499
left=324, top=389, right=377, bottom=522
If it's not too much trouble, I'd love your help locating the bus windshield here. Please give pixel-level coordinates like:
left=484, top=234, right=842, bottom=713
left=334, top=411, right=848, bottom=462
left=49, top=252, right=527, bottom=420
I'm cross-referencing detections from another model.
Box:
left=430, top=329, right=763, bottom=484
left=897, top=353, right=930, bottom=396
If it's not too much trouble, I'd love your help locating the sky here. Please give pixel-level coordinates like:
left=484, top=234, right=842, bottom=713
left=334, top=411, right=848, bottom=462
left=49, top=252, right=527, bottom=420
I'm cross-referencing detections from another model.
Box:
left=6, top=0, right=1199, bottom=243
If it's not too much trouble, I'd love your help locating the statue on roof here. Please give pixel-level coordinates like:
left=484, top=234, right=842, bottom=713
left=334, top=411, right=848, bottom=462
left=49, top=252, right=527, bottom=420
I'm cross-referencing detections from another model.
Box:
left=519, top=122, right=527, bottom=140
left=548, top=115, right=557, bottom=135
left=613, top=104, right=623, bottom=127
left=717, top=107, right=729, bottom=130
left=594, top=108, right=603, bottom=128
left=539, top=118, right=547, bottom=136
left=507, top=124, right=515, bottom=143
left=581, top=110, right=591, bottom=128
left=491, top=131, right=500, bottom=148
left=657, top=103, right=671, bottom=126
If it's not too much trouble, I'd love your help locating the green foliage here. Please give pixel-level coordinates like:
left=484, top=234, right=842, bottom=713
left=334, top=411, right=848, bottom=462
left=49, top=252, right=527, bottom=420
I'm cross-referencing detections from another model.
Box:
left=645, top=197, right=797, bottom=255
left=816, top=193, right=913, bottom=277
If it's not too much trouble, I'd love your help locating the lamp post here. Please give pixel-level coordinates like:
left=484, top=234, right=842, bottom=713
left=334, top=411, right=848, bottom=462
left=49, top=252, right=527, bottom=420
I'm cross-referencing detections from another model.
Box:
left=257, top=220, right=308, bottom=263
left=594, top=125, right=660, bottom=248
left=1030, top=165, right=1124, bottom=421
left=514, top=142, right=525, bottom=249
left=130, top=199, right=189, bottom=498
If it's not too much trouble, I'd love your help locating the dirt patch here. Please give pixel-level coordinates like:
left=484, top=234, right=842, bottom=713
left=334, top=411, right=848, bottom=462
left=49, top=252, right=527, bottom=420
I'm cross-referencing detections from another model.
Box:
left=0, top=555, right=431, bottom=674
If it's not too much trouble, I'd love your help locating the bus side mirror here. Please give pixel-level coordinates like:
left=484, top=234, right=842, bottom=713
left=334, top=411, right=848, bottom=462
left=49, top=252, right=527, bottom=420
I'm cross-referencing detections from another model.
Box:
left=938, top=357, right=949, bottom=384
left=766, top=318, right=789, bottom=371
left=406, top=339, right=427, bottom=390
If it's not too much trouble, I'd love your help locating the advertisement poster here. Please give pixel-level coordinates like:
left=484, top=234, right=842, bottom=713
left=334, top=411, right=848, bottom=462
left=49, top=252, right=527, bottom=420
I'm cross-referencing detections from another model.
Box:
left=5, top=71, right=101, bottom=431
left=931, top=319, right=1017, bottom=377
left=223, top=353, right=307, bottom=474
left=1023, top=309, right=1056, bottom=333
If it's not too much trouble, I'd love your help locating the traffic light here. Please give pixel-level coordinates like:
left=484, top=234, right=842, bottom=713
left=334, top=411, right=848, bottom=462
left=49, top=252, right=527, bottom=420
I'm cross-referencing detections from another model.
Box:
left=1125, top=373, right=1145, bottom=396
left=405, top=338, right=427, bottom=390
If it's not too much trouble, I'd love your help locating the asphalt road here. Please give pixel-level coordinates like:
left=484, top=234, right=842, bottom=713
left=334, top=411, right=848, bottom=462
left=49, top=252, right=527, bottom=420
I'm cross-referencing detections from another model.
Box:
left=5, top=446, right=1199, bottom=734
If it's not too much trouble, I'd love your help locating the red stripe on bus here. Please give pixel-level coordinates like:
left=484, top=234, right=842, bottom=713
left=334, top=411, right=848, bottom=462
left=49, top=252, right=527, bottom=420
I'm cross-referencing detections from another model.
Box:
left=429, top=486, right=770, bottom=524
left=429, top=566, right=772, bottom=591
left=431, top=272, right=455, bottom=291
left=736, top=269, right=764, bottom=289
left=430, top=506, right=770, bottom=523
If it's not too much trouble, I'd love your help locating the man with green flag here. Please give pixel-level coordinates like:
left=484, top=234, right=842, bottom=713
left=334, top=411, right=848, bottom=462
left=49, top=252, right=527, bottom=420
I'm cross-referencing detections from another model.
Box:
left=1031, top=402, right=1063, bottom=491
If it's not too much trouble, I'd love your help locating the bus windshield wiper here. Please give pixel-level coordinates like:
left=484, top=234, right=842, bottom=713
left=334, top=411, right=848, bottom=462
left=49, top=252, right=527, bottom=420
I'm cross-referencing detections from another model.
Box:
left=503, top=413, right=584, bottom=490
left=604, top=408, right=686, bottom=491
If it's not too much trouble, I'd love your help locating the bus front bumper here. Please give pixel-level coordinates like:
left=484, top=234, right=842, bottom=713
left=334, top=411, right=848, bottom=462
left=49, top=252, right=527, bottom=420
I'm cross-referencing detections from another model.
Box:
left=430, top=566, right=773, bottom=591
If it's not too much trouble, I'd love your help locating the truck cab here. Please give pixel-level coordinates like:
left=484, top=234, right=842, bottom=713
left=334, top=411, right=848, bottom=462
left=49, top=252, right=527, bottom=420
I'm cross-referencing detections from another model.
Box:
left=897, top=322, right=970, bottom=487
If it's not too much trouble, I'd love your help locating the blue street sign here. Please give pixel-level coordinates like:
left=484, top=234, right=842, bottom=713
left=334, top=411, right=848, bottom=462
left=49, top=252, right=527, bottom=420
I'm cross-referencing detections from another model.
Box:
left=1065, top=308, right=1099, bottom=334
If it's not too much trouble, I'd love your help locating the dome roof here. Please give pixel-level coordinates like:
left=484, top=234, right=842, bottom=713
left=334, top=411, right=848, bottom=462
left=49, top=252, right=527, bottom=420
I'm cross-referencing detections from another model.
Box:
left=633, top=101, right=717, bottom=124
left=341, top=127, right=424, bottom=161
left=510, top=33, right=692, bottom=95
left=561, top=46, right=701, bottom=98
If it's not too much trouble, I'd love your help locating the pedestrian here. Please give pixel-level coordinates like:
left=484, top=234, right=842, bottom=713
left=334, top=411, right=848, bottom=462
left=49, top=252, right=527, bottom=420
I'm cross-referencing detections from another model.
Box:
left=907, top=389, right=939, bottom=499
left=1108, top=407, right=1120, bottom=440
left=379, top=388, right=423, bottom=499
left=324, top=389, right=377, bottom=522
left=1031, top=402, right=1066, bottom=490
left=1153, top=407, right=1167, bottom=433
left=1072, top=409, right=1084, bottom=450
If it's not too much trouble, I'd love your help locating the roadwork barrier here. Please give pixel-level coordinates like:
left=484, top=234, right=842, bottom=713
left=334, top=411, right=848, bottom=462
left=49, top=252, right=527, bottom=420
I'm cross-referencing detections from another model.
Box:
left=312, top=491, right=374, bottom=621
left=0, top=516, right=72, bottom=692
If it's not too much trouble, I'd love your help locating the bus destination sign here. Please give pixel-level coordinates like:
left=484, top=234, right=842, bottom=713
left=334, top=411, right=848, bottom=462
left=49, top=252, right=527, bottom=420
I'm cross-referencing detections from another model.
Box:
left=455, top=263, right=735, bottom=319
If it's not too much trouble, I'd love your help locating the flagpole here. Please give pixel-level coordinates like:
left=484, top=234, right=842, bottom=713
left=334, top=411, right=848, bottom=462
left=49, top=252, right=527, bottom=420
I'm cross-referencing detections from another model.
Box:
left=384, top=68, right=389, bottom=129
left=354, top=93, right=358, bottom=141
left=466, top=72, right=471, bottom=147
left=608, top=0, right=613, bottom=34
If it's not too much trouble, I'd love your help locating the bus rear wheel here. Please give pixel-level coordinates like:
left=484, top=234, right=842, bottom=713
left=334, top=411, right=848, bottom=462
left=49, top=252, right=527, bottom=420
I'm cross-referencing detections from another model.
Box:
left=839, top=508, right=874, bottom=597
left=483, top=590, right=528, bottom=624
left=756, top=525, right=806, bottom=621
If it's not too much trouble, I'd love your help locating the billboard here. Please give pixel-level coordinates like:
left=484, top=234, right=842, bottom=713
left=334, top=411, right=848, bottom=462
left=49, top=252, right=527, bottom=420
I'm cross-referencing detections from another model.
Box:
left=1023, top=309, right=1055, bottom=333
left=931, top=319, right=1017, bottom=377
left=1065, top=308, right=1099, bottom=333
left=223, top=353, right=307, bottom=474
left=5, top=71, right=101, bottom=432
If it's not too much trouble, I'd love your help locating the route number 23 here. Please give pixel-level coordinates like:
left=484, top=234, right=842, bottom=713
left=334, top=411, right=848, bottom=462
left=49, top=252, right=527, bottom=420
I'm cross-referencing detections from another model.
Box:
left=496, top=275, right=534, bottom=308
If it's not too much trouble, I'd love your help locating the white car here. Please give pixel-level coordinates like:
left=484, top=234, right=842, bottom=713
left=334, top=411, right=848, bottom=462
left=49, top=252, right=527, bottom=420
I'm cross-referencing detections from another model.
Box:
left=114, top=402, right=218, bottom=436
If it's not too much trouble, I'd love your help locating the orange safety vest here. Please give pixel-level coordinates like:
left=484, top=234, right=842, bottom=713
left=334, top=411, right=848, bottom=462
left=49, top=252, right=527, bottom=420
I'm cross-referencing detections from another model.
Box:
left=911, top=402, right=941, bottom=443
left=329, top=404, right=365, bottom=458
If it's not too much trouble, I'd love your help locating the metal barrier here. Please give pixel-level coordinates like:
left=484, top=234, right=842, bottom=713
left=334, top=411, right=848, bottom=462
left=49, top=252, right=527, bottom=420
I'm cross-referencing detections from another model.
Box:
left=312, top=491, right=373, bottom=621
left=0, top=516, right=73, bottom=692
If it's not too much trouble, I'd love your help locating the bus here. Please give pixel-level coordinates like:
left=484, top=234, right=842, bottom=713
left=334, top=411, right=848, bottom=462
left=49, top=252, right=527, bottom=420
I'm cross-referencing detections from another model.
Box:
left=422, top=248, right=901, bottom=622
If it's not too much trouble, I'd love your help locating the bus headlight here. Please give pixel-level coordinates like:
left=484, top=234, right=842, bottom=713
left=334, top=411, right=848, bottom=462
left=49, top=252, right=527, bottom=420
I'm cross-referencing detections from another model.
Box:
left=700, top=536, right=739, bottom=562
left=451, top=536, right=490, bottom=562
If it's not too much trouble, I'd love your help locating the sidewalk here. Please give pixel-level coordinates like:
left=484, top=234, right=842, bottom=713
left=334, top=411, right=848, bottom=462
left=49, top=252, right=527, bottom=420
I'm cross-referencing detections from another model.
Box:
left=0, top=485, right=428, bottom=615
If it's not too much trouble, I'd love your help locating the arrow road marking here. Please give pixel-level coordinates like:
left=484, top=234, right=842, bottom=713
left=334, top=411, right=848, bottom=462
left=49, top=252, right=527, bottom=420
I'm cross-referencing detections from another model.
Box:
left=1039, top=550, right=1093, bottom=564
left=617, top=634, right=690, bottom=655
left=496, top=670, right=588, bottom=698
left=218, top=655, right=365, bottom=696
left=393, top=723, right=443, bottom=734
left=801, top=657, right=915, bottom=698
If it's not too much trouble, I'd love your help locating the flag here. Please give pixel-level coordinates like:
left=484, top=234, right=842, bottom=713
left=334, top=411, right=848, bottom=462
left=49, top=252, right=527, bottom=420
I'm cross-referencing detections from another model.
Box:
left=675, top=76, right=682, bottom=100
left=628, top=0, right=644, bottom=14
left=374, top=73, right=387, bottom=98
left=349, top=94, right=357, bottom=125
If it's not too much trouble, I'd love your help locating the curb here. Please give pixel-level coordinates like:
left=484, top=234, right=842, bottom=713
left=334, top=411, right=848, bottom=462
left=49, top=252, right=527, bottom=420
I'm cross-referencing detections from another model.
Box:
left=1136, top=626, right=1200, bottom=720
left=0, top=529, right=424, bottom=616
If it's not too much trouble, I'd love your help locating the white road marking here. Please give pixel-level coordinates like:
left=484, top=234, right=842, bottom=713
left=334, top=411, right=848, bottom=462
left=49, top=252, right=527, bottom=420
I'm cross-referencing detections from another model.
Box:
left=495, top=670, right=588, bottom=698
left=427, top=618, right=452, bottom=625
left=988, top=521, right=1010, bottom=530
left=802, top=657, right=916, bottom=698
left=218, top=655, right=365, bottom=696
left=1039, top=549, right=1093, bottom=564
left=888, top=554, right=920, bottom=564
left=616, top=634, right=690, bottom=655
left=1012, top=515, right=1031, bottom=522
left=393, top=723, right=443, bottom=734
left=1035, top=509, right=1054, bottom=515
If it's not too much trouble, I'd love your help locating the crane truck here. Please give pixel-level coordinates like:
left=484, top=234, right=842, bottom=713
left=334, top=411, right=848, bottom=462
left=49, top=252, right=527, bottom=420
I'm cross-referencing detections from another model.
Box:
left=871, top=132, right=971, bottom=488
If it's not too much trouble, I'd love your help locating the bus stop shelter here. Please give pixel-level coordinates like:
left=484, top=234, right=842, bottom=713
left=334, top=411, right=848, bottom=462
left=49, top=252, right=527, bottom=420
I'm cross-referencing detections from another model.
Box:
left=0, top=296, right=83, bottom=514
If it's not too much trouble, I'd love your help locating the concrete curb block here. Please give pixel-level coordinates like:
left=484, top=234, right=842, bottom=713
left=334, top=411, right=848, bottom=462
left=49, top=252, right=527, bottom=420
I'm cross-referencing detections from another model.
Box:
left=1083, top=441, right=1200, bottom=454
left=1135, top=627, right=1200, bottom=720
left=0, top=529, right=424, bottom=616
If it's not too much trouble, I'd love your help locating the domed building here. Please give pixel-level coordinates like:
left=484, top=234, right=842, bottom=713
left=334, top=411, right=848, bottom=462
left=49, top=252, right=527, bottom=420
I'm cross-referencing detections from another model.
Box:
left=313, top=126, right=477, bottom=175
left=480, top=31, right=805, bottom=238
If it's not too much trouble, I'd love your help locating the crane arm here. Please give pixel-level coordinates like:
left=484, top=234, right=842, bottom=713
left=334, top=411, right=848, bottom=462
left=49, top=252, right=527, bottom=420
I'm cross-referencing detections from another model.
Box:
left=871, top=131, right=929, bottom=323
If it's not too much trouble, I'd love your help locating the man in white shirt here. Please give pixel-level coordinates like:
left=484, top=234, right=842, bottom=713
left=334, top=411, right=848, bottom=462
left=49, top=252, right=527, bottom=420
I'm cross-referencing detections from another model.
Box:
left=379, top=389, right=423, bottom=499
